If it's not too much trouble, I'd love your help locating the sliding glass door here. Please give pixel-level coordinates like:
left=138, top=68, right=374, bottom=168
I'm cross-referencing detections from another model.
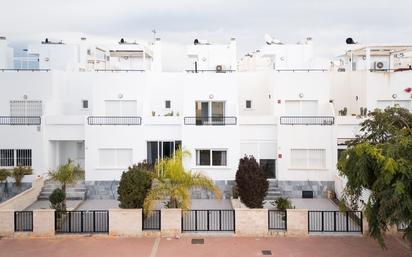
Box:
left=195, top=101, right=225, bottom=125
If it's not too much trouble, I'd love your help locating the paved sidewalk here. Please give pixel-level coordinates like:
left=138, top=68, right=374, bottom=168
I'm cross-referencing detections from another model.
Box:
left=0, top=235, right=409, bottom=257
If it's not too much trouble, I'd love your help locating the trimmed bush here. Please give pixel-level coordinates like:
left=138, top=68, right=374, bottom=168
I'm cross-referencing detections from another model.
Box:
left=11, top=166, right=32, bottom=186
left=118, top=163, right=152, bottom=209
left=0, top=169, right=9, bottom=182
left=49, top=188, right=66, bottom=211
left=235, top=156, right=268, bottom=208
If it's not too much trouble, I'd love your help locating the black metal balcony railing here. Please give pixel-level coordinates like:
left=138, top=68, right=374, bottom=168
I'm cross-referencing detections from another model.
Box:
left=280, top=116, right=335, bottom=125
left=0, top=69, right=50, bottom=72
left=184, top=116, right=237, bottom=126
left=87, top=116, right=142, bottom=125
left=185, top=70, right=235, bottom=73
left=0, top=116, right=41, bottom=125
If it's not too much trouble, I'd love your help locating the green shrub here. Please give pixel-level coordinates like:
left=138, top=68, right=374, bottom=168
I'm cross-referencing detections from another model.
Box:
left=118, top=163, right=152, bottom=209
left=0, top=169, right=10, bottom=182
left=272, top=197, right=294, bottom=211
left=49, top=188, right=66, bottom=211
left=235, top=156, right=268, bottom=208
left=11, top=166, right=32, bottom=186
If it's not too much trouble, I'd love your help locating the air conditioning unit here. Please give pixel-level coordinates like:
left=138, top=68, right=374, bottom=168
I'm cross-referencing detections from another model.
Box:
left=216, top=65, right=224, bottom=73
left=373, top=61, right=388, bottom=71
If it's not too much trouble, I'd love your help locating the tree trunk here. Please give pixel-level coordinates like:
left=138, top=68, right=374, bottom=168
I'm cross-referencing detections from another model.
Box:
left=170, top=197, right=178, bottom=208
left=62, top=183, right=67, bottom=211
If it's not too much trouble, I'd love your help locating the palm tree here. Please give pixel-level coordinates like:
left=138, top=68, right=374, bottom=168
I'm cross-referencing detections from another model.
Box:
left=143, top=149, right=221, bottom=214
left=48, top=160, right=84, bottom=210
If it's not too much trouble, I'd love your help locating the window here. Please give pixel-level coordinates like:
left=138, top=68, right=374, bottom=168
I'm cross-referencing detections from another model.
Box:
left=165, top=100, right=171, bottom=109
left=105, top=100, right=137, bottom=116
left=147, top=141, right=182, bottom=165
left=10, top=100, right=42, bottom=116
left=246, top=100, right=252, bottom=109
left=196, top=149, right=227, bottom=166
left=195, top=101, right=225, bottom=125
left=260, top=159, right=276, bottom=179
left=290, top=149, right=326, bottom=169
left=98, top=148, right=132, bottom=168
left=82, top=100, right=89, bottom=109
left=0, top=149, right=14, bottom=167
left=0, top=149, right=32, bottom=167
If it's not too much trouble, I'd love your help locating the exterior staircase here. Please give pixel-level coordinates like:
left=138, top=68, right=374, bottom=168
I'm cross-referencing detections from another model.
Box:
left=37, top=180, right=87, bottom=201
left=265, top=180, right=282, bottom=200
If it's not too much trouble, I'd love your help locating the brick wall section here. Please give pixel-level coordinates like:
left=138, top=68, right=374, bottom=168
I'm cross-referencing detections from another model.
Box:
left=235, top=209, right=268, bottom=236
left=0, top=210, right=14, bottom=236
left=109, top=209, right=142, bottom=237
left=286, top=209, right=308, bottom=236
left=33, top=209, right=55, bottom=237
left=0, top=176, right=44, bottom=211
left=161, top=209, right=181, bottom=237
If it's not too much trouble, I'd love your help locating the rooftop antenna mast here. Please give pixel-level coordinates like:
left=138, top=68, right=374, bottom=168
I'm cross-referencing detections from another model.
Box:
left=152, top=29, right=157, bottom=43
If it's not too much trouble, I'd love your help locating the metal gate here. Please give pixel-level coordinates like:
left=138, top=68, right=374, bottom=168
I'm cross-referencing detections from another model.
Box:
left=182, top=210, right=235, bottom=232
left=14, top=211, right=33, bottom=232
left=55, top=210, right=109, bottom=233
left=308, top=211, right=362, bottom=233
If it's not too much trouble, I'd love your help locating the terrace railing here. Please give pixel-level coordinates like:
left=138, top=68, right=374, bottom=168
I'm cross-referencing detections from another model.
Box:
left=268, top=210, right=287, bottom=230
left=142, top=210, right=161, bottom=230
left=185, top=69, right=235, bottom=73
left=308, top=211, right=362, bottom=233
left=280, top=116, right=334, bottom=125
left=0, top=69, right=50, bottom=72
left=184, top=116, right=237, bottom=126
left=0, top=116, right=41, bottom=125
left=182, top=210, right=235, bottom=232
left=95, top=69, right=145, bottom=72
left=87, top=116, right=142, bottom=125
left=14, top=211, right=33, bottom=232
left=275, top=69, right=328, bottom=72
left=55, top=210, right=109, bottom=233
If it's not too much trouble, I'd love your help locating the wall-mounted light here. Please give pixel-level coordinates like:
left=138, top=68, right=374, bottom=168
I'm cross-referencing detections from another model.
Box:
left=209, top=94, right=214, bottom=99
left=118, top=93, right=124, bottom=99
left=299, top=93, right=304, bottom=98
left=355, top=96, right=359, bottom=101
left=392, top=93, right=397, bottom=99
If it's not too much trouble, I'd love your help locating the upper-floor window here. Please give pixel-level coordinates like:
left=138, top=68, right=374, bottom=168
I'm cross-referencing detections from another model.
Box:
left=245, top=100, right=252, bottom=109
left=165, top=100, right=171, bottom=109
left=10, top=100, right=42, bottom=116
left=285, top=100, right=318, bottom=116
left=0, top=149, right=32, bottom=167
left=194, top=101, right=225, bottom=125
left=105, top=100, right=137, bottom=116
left=196, top=149, right=227, bottom=166
left=82, top=100, right=89, bottom=109
left=290, top=149, right=326, bottom=169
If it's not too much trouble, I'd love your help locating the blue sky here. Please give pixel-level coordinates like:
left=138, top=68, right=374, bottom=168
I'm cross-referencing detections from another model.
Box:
left=1, top=0, right=411, bottom=57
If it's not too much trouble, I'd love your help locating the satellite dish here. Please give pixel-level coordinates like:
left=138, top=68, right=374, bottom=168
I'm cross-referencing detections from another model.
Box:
left=346, top=38, right=356, bottom=44
left=45, top=38, right=49, bottom=43
left=120, top=38, right=125, bottom=44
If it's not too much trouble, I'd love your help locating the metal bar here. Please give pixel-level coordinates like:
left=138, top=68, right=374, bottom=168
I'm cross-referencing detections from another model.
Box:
left=346, top=211, right=349, bottom=232
left=321, top=211, right=324, bottom=232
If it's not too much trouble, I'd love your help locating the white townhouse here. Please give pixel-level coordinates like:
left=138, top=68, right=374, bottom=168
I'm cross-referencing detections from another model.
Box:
left=0, top=35, right=411, bottom=200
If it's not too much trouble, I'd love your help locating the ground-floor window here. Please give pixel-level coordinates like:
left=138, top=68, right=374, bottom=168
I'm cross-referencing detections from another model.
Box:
left=0, top=149, right=32, bottom=167
left=260, top=159, right=276, bottom=179
left=98, top=148, right=132, bottom=168
left=196, top=149, right=227, bottom=166
left=290, top=149, right=326, bottom=169
left=147, top=141, right=182, bottom=166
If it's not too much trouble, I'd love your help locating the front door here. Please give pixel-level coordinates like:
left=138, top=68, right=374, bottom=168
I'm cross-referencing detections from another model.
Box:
left=260, top=159, right=276, bottom=179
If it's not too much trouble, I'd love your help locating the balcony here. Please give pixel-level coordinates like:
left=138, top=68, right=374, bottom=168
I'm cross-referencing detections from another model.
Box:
left=280, top=116, right=334, bottom=125
left=184, top=116, right=237, bottom=126
left=87, top=116, right=142, bottom=125
left=0, top=116, right=41, bottom=125
left=274, top=69, right=328, bottom=72
left=0, top=69, right=50, bottom=72
left=94, top=69, right=145, bottom=73
left=185, top=69, right=235, bottom=73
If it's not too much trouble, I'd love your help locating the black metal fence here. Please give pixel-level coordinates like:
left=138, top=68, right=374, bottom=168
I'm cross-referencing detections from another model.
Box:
left=14, top=211, right=33, bottom=232
left=55, top=211, right=109, bottom=233
left=142, top=210, right=161, bottom=230
left=268, top=210, right=287, bottom=230
left=182, top=210, right=235, bottom=232
left=184, top=116, right=237, bottom=126
left=280, top=116, right=335, bottom=125
left=87, top=116, right=142, bottom=125
left=308, top=211, right=362, bottom=233
left=0, top=116, right=41, bottom=125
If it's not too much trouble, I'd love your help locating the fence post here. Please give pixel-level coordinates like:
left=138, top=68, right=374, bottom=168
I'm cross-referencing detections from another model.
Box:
left=286, top=209, right=308, bottom=236
left=33, top=209, right=55, bottom=237
left=109, top=209, right=142, bottom=237
left=161, top=209, right=181, bottom=237
left=0, top=210, right=14, bottom=237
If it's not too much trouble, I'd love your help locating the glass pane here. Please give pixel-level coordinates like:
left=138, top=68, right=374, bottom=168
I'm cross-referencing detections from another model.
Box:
left=260, top=159, right=276, bottom=179
left=121, top=100, right=137, bottom=115
left=285, top=101, right=300, bottom=115
left=212, top=102, right=224, bottom=117
left=16, top=149, right=32, bottom=167
left=175, top=141, right=182, bottom=151
left=105, top=101, right=121, bottom=116
left=291, top=149, right=307, bottom=168
left=301, top=101, right=318, bottom=115
left=212, top=151, right=227, bottom=166
left=0, top=149, right=14, bottom=167
left=162, top=141, right=173, bottom=158
left=308, top=149, right=325, bottom=169
left=147, top=142, right=158, bottom=165
left=196, top=150, right=210, bottom=166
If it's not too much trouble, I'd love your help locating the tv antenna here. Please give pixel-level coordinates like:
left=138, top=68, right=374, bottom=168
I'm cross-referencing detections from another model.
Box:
left=152, top=29, right=157, bottom=42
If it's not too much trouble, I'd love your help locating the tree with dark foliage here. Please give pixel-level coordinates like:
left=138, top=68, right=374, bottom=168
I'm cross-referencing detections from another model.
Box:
left=235, top=156, right=268, bottom=208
